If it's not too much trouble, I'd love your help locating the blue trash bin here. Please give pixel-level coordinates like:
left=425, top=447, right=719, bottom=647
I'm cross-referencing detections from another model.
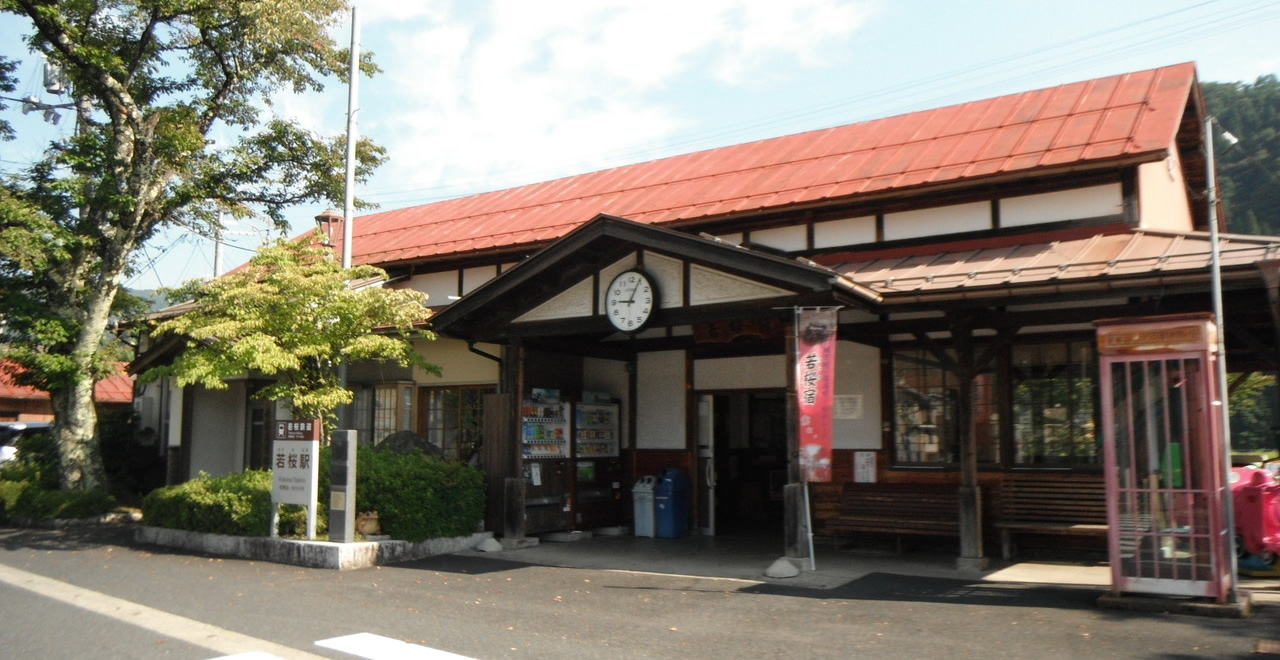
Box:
left=654, top=468, right=691, bottom=538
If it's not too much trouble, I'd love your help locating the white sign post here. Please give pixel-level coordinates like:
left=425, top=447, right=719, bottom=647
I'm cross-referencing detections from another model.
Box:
left=271, top=419, right=320, bottom=539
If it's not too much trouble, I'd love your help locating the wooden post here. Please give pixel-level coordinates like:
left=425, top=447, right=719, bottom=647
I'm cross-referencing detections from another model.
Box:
left=783, top=318, right=809, bottom=560
left=951, top=314, right=988, bottom=572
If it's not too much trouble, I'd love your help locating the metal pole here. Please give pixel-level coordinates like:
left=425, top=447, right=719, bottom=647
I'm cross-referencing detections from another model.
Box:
left=336, top=7, right=360, bottom=429
left=342, top=6, right=359, bottom=270
left=1206, top=114, right=1238, bottom=602
left=212, top=210, right=224, bottom=278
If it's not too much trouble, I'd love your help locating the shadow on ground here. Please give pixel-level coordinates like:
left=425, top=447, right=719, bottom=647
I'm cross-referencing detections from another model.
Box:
left=742, top=571, right=1105, bottom=608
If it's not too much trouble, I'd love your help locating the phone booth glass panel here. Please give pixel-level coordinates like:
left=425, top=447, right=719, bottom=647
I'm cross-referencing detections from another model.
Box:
left=1097, top=317, right=1232, bottom=602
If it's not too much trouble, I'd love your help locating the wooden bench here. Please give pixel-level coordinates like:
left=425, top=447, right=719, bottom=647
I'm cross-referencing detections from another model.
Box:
left=996, top=472, right=1108, bottom=559
left=820, top=483, right=960, bottom=552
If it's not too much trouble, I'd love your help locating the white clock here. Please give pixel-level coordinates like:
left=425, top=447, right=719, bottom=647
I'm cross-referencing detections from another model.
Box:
left=605, top=269, right=658, bottom=332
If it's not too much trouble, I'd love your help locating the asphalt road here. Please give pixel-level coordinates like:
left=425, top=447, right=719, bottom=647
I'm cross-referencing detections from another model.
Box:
left=1, top=524, right=1279, bottom=659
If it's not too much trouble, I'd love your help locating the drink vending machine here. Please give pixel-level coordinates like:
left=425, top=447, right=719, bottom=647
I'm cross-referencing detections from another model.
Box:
left=520, top=398, right=622, bottom=533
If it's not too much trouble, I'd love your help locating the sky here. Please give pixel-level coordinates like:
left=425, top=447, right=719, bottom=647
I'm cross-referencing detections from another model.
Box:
left=3, top=0, right=1280, bottom=291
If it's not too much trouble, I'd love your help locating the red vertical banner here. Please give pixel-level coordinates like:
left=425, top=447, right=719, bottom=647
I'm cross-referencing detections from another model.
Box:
left=795, top=308, right=837, bottom=482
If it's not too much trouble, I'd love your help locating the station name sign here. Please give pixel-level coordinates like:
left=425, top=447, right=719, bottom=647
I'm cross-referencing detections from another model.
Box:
left=271, top=419, right=320, bottom=506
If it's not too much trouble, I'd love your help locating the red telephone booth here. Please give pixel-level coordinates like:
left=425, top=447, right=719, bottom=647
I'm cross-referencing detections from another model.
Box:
left=1096, top=314, right=1233, bottom=602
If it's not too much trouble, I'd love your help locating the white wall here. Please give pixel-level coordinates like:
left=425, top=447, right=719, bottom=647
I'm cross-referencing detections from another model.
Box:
left=1001, top=183, right=1123, bottom=227
left=834, top=340, right=882, bottom=450
left=189, top=384, right=244, bottom=477
left=1137, top=155, right=1194, bottom=231
left=404, top=271, right=459, bottom=306
left=884, top=201, right=991, bottom=241
left=814, top=215, right=876, bottom=249
left=583, top=357, right=631, bottom=448
left=749, top=225, right=808, bottom=251
left=636, top=350, right=686, bottom=450
left=415, top=337, right=501, bottom=385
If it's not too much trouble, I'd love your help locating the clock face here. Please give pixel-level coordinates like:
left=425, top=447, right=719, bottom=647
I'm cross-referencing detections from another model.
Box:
left=605, top=270, right=657, bottom=332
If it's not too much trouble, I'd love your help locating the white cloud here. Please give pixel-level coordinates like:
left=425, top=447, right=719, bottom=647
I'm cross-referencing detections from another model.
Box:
left=325, top=0, right=876, bottom=207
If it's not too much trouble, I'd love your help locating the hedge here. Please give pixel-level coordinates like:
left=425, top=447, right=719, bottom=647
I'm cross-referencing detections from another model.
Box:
left=141, top=446, right=485, bottom=542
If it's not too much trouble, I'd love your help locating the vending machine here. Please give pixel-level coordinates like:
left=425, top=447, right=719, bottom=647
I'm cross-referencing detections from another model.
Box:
left=572, top=401, right=623, bottom=530
left=520, top=400, right=571, bottom=534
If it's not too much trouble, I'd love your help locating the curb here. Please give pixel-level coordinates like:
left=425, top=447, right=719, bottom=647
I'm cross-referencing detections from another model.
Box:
left=135, top=525, right=494, bottom=570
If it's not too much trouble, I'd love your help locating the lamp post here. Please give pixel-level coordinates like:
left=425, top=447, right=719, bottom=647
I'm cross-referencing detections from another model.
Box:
left=1205, top=114, right=1238, bottom=602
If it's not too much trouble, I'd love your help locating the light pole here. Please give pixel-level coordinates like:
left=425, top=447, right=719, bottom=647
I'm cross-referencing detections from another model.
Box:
left=1205, top=114, right=1239, bottom=601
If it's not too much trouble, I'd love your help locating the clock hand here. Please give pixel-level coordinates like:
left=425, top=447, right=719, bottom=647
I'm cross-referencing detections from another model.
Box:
left=626, top=280, right=641, bottom=304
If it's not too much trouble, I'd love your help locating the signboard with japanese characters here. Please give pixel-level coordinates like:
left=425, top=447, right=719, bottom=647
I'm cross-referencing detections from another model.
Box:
left=271, top=419, right=319, bottom=506
left=795, top=308, right=837, bottom=482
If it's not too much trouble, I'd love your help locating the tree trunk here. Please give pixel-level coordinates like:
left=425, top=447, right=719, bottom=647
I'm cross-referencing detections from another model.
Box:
left=51, top=380, right=105, bottom=492
left=48, top=274, right=121, bottom=492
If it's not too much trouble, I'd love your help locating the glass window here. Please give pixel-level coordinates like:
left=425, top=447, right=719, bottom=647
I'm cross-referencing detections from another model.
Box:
left=892, top=349, right=959, bottom=464
left=373, top=385, right=400, bottom=442
left=1011, top=341, right=1099, bottom=467
left=422, top=386, right=494, bottom=463
left=891, top=348, right=999, bottom=466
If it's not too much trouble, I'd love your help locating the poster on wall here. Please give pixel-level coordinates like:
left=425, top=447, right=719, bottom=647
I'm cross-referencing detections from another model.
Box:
left=795, top=308, right=837, bottom=482
left=854, top=451, right=876, bottom=483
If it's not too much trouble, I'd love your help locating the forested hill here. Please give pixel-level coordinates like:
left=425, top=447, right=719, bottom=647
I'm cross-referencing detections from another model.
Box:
left=1204, top=75, right=1280, bottom=236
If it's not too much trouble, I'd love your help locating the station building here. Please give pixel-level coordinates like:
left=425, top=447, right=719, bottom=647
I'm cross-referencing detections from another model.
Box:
left=133, top=62, right=1280, bottom=575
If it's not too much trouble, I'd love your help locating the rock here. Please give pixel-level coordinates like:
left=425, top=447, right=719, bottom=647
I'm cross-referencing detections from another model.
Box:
left=764, top=557, right=800, bottom=578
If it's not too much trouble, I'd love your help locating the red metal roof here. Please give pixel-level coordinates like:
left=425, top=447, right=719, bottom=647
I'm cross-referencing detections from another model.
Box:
left=825, top=229, right=1279, bottom=300
left=0, top=363, right=133, bottom=404
left=336, top=63, right=1197, bottom=267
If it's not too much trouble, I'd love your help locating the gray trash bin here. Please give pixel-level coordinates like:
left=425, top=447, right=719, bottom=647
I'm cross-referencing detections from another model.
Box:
left=632, top=475, right=657, bottom=537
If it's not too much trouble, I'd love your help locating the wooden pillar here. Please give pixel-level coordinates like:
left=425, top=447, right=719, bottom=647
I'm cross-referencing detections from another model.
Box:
left=950, top=314, right=988, bottom=572
left=784, top=318, right=807, bottom=559
left=502, top=340, right=527, bottom=539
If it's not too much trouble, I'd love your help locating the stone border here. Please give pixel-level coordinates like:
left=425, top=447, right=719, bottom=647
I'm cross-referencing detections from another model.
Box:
left=135, top=525, right=493, bottom=570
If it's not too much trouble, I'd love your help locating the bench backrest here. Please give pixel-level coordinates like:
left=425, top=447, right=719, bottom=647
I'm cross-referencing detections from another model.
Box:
left=1000, top=473, right=1107, bottom=525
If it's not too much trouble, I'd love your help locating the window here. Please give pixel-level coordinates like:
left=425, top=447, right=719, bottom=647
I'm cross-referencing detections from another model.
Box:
left=892, top=348, right=998, bottom=466
left=420, top=386, right=494, bottom=463
left=893, top=349, right=959, bottom=464
left=1011, top=341, right=1099, bottom=467
left=351, top=383, right=413, bottom=445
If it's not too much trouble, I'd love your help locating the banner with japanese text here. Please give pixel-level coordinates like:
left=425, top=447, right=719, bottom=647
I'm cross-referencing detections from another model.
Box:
left=795, top=308, right=837, bottom=482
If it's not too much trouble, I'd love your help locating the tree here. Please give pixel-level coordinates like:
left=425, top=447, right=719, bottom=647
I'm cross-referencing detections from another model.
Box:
left=0, top=1, right=385, bottom=491
left=141, top=232, right=438, bottom=426
left=1203, top=75, right=1280, bottom=236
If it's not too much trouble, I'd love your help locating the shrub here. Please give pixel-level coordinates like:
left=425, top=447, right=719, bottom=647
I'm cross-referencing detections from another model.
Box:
left=142, top=470, right=273, bottom=536
left=140, top=446, right=485, bottom=542
left=0, top=478, right=116, bottom=521
left=356, top=446, right=485, bottom=542
left=0, top=429, right=60, bottom=490
left=13, top=486, right=116, bottom=520
left=0, top=480, right=24, bottom=520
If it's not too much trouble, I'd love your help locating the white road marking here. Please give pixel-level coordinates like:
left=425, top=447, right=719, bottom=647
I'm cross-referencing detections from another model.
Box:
left=316, top=633, right=477, bottom=659
left=0, top=562, right=329, bottom=660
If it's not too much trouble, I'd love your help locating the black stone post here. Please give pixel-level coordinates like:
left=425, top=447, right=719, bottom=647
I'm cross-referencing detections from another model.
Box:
left=329, top=430, right=357, bottom=543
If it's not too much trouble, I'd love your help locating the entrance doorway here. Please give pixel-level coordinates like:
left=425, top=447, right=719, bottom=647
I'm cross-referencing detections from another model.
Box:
left=696, top=390, right=788, bottom=536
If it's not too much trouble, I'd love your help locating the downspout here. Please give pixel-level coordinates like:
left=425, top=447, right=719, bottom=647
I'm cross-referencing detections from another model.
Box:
left=468, top=341, right=503, bottom=372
